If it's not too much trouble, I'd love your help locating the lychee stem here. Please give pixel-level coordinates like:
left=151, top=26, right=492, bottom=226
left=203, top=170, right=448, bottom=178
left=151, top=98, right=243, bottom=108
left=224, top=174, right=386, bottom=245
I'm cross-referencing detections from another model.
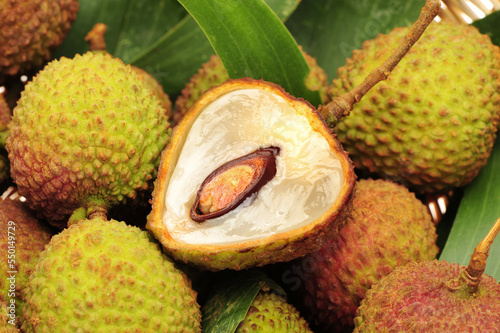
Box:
left=85, top=23, right=108, bottom=51
left=461, top=216, right=500, bottom=294
left=87, top=206, right=109, bottom=221
left=446, top=216, right=500, bottom=294
left=319, top=0, right=441, bottom=127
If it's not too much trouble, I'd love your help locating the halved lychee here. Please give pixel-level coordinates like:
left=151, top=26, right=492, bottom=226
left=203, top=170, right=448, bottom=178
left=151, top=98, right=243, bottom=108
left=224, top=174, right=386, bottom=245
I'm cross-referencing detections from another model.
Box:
left=147, top=78, right=356, bottom=271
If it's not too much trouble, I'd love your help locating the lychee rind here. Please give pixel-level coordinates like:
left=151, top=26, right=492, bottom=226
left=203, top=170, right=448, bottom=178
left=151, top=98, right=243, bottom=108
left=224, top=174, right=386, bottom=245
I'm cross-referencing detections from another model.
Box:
left=236, top=291, right=313, bottom=333
left=0, top=0, right=79, bottom=80
left=353, top=260, right=500, bottom=332
left=1, top=300, right=19, bottom=332
left=0, top=197, right=53, bottom=319
left=21, top=218, right=202, bottom=332
left=329, top=20, right=500, bottom=193
left=6, top=52, right=172, bottom=227
left=0, top=94, right=11, bottom=185
left=0, top=93, right=11, bottom=129
left=174, top=47, right=329, bottom=124
left=297, top=179, right=439, bottom=332
left=132, top=66, right=173, bottom=119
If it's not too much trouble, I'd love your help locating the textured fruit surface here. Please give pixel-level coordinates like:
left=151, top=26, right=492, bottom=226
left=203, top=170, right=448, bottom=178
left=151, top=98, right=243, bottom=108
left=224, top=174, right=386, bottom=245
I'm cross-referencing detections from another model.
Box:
left=174, top=47, right=329, bottom=124
left=354, top=260, right=500, bottom=332
left=330, top=20, right=500, bottom=193
left=0, top=94, right=11, bottom=186
left=1, top=300, right=19, bottom=332
left=0, top=0, right=79, bottom=79
left=6, top=52, right=172, bottom=227
left=131, top=66, right=173, bottom=119
left=147, top=78, right=356, bottom=271
left=0, top=197, right=53, bottom=317
left=0, top=93, right=10, bottom=128
left=295, top=178, right=438, bottom=332
left=236, top=291, right=312, bottom=333
left=21, top=218, right=201, bottom=332
left=84, top=22, right=173, bottom=119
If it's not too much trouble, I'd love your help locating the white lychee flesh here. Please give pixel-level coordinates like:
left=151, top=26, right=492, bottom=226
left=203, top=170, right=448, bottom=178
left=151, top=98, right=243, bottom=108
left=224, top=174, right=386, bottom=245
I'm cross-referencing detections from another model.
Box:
left=163, top=88, right=345, bottom=245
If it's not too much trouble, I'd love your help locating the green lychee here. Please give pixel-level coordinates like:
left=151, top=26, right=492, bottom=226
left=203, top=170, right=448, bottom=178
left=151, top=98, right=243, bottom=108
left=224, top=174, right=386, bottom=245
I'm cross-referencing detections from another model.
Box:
left=329, top=20, right=500, bottom=193
left=291, top=178, right=438, bottom=332
left=0, top=0, right=79, bottom=80
left=84, top=22, right=173, bottom=119
left=6, top=51, right=172, bottom=228
left=21, top=217, right=202, bottom=332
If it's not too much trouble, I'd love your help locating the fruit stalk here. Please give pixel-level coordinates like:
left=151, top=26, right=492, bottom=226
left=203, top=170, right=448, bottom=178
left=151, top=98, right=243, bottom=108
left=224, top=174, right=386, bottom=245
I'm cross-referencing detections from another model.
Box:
left=462, top=216, right=500, bottom=293
left=446, top=216, right=500, bottom=295
left=319, top=0, right=441, bottom=126
left=85, top=23, right=108, bottom=51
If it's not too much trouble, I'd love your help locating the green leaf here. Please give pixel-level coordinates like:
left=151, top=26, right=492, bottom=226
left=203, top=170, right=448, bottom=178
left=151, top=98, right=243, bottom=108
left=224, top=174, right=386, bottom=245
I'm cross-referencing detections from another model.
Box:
left=53, top=0, right=187, bottom=60
left=177, top=0, right=321, bottom=106
left=439, top=136, right=500, bottom=280
left=285, top=0, right=427, bottom=80
left=473, top=10, right=500, bottom=46
left=112, top=1, right=188, bottom=63
left=130, top=0, right=301, bottom=98
left=130, top=16, right=215, bottom=96
left=266, top=0, right=302, bottom=21
left=201, top=270, right=285, bottom=333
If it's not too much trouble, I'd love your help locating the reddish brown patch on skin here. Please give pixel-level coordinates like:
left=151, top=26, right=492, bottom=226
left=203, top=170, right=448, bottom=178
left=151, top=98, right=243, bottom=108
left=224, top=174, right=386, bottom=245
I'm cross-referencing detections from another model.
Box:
left=190, top=146, right=280, bottom=222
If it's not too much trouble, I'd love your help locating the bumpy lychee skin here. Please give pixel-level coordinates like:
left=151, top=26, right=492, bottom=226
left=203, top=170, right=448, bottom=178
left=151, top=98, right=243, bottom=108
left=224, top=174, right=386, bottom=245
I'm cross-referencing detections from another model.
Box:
left=296, top=179, right=439, bottom=332
left=84, top=22, right=173, bottom=119
left=354, top=260, right=500, bottom=332
left=133, top=66, right=172, bottom=119
left=0, top=196, right=53, bottom=319
left=0, top=0, right=79, bottom=80
left=174, top=47, right=329, bottom=124
left=0, top=93, right=11, bottom=128
left=1, top=300, right=19, bottom=332
left=6, top=52, right=172, bottom=227
left=329, top=20, right=500, bottom=193
left=0, top=94, right=11, bottom=185
left=236, top=291, right=313, bottom=333
left=21, top=218, right=202, bottom=332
